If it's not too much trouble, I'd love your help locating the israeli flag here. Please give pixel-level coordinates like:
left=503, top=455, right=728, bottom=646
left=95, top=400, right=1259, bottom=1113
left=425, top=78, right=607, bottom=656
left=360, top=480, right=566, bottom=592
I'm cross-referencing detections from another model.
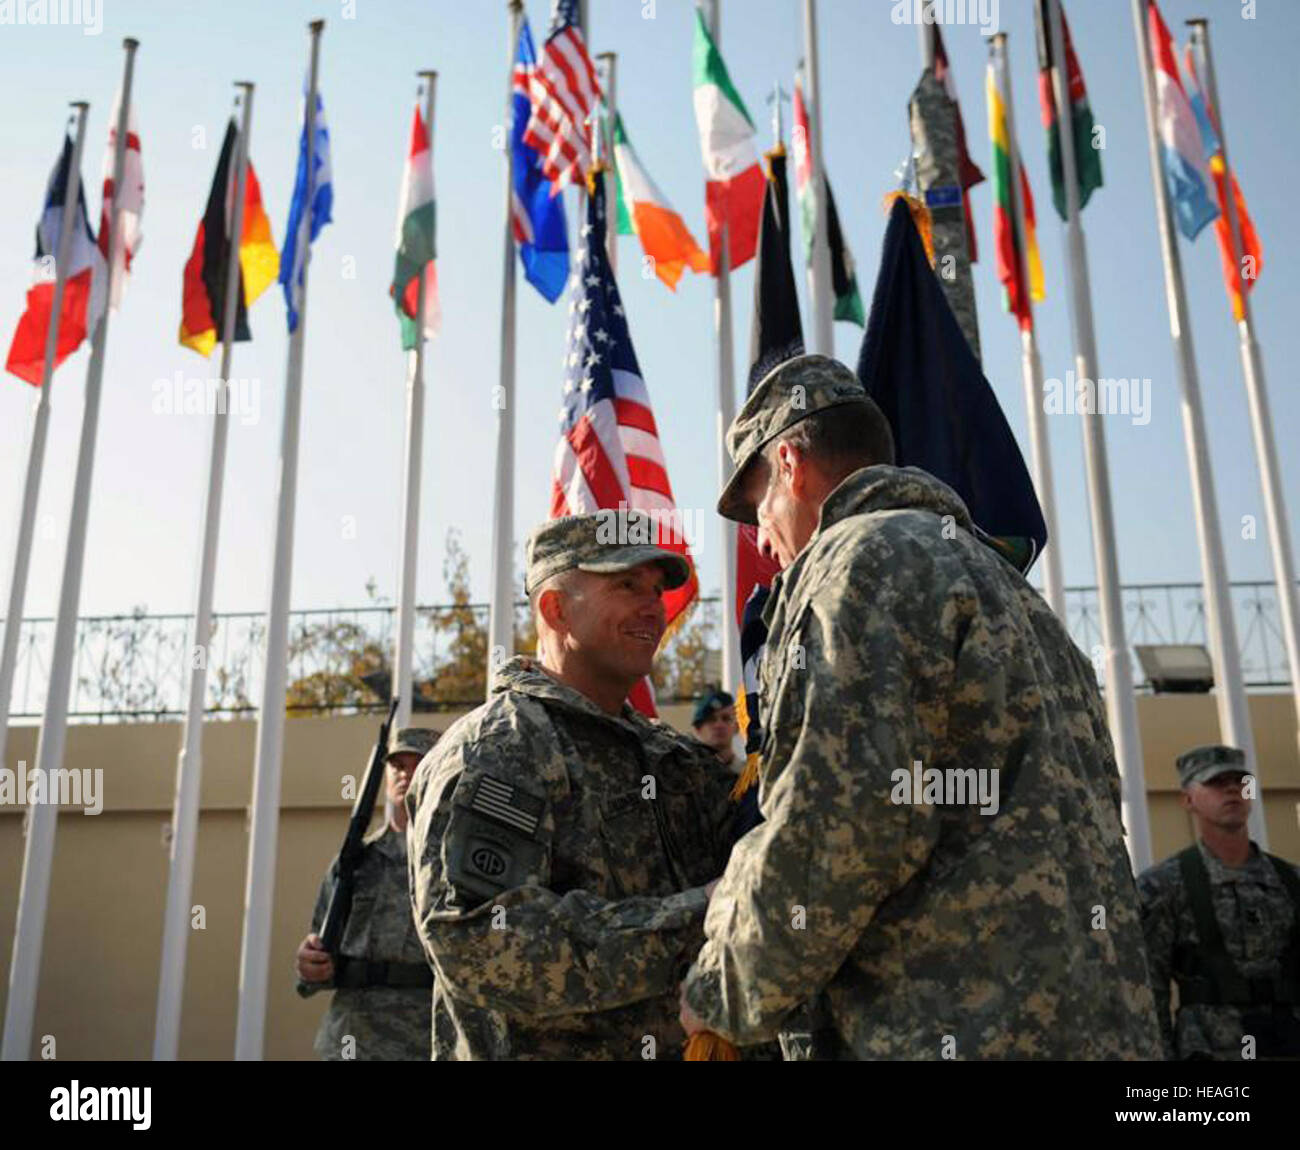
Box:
left=280, top=89, right=333, bottom=333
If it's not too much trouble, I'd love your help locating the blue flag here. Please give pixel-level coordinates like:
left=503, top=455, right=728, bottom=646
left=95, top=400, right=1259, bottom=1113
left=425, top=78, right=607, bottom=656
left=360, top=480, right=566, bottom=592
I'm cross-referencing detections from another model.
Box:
left=856, top=198, right=1047, bottom=573
left=280, top=90, right=333, bottom=333
left=512, top=17, right=569, bottom=303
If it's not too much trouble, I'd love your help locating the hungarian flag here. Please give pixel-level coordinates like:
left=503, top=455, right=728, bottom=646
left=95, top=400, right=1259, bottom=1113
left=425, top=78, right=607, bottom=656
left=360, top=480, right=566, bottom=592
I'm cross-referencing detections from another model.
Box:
left=98, top=90, right=144, bottom=310
left=1147, top=1, right=1218, bottom=241
left=391, top=103, right=438, bottom=351
left=987, top=59, right=1045, bottom=329
left=179, top=119, right=279, bottom=357
left=692, top=7, right=764, bottom=273
left=1034, top=0, right=1103, bottom=220
left=6, top=134, right=106, bottom=385
left=1182, top=40, right=1261, bottom=321
left=791, top=77, right=864, bottom=326
left=932, top=23, right=985, bottom=262
left=612, top=113, right=708, bottom=291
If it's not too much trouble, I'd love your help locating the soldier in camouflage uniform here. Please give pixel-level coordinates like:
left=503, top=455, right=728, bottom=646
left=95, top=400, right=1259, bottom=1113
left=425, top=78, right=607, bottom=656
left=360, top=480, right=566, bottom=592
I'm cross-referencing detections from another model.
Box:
left=405, top=512, right=735, bottom=1060
left=680, top=354, right=1163, bottom=1060
left=295, top=727, right=439, bottom=1060
left=1137, top=745, right=1300, bottom=1060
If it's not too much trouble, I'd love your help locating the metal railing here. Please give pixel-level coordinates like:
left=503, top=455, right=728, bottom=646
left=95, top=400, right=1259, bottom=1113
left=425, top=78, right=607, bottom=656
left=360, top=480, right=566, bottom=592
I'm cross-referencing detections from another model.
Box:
left=0, top=581, right=1292, bottom=723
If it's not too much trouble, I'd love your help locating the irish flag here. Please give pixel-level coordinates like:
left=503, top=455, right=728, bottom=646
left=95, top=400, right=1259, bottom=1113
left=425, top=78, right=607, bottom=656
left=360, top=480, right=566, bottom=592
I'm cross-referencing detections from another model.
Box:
left=613, top=113, right=708, bottom=291
left=692, top=8, right=763, bottom=273
left=391, top=104, right=438, bottom=350
left=987, top=60, right=1044, bottom=329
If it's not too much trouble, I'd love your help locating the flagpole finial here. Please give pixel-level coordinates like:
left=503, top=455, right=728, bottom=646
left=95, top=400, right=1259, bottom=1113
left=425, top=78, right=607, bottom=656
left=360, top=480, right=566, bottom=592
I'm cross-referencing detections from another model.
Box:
left=123, top=36, right=139, bottom=49
left=309, top=18, right=325, bottom=33
left=508, top=0, right=523, bottom=13
left=1186, top=17, right=1209, bottom=27
left=69, top=100, right=89, bottom=110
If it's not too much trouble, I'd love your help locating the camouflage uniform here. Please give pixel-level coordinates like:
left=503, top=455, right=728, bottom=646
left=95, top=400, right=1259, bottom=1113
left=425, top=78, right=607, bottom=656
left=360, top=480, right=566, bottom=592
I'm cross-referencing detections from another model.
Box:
left=297, top=825, right=432, bottom=1060
left=1137, top=745, right=1300, bottom=1060
left=405, top=514, right=735, bottom=1060
left=691, top=355, right=1163, bottom=1060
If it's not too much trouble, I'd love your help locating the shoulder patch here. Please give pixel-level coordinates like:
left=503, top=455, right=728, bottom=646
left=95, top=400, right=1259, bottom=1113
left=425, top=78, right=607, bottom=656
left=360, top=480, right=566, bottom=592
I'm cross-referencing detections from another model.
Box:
left=470, top=774, right=543, bottom=836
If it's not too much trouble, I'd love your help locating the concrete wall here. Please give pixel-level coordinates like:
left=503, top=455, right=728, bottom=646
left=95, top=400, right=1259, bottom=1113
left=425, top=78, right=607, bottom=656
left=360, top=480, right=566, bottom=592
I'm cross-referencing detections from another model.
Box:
left=0, top=693, right=1297, bottom=1060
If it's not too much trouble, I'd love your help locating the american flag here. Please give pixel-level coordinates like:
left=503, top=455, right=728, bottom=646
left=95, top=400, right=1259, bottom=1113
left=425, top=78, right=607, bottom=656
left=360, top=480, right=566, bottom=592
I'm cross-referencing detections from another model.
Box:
left=550, top=177, right=698, bottom=677
left=523, top=0, right=602, bottom=193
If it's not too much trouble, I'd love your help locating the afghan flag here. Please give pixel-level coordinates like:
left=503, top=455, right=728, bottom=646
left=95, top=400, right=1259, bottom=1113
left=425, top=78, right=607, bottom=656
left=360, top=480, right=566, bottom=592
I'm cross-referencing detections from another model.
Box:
left=391, top=103, right=438, bottom=350
left=1034, top=0, right=1103, bottom=220
left=1182, top=41, right=1261, bottom=322
left=612, top=113, right=708, bottom=291
left=6, top=134, right=106, bottom=385
left=791, top=77, right=864, bottom=326
left=179, top=119, right=279, bottom=357
left=692, top=7, right=764, bottom=273
left=987, top=60, right=1045, bottom=329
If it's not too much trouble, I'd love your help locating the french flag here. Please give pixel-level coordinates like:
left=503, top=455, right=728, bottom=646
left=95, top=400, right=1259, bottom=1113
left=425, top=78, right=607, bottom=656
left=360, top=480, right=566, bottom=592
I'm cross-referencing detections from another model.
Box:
left=1148, top=0, right=1219, bottom=241
left=6, top=134, right=106, bottom=386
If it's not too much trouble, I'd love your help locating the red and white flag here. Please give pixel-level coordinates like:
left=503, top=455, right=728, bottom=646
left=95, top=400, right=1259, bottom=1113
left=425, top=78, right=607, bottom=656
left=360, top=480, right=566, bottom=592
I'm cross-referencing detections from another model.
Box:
left=98, top=91, right=144, bottom=309
left=523, top=0, right=601, bottom=193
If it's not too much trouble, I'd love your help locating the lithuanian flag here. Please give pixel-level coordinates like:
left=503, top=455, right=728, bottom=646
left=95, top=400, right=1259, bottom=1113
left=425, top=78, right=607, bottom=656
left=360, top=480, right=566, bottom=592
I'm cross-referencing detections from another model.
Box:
left=179, top=119, right=279, bottom=356
left=987, top=62, right=1044, bottom=329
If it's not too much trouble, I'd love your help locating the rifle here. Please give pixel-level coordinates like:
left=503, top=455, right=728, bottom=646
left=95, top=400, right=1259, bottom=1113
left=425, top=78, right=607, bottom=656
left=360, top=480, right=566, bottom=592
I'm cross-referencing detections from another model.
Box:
left=319, top=697, right=400, bottom=968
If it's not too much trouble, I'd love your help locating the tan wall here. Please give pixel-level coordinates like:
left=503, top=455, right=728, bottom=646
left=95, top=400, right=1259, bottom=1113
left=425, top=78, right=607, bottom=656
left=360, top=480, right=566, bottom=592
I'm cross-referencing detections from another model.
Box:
left=1, top=693, right=1297, bottom=1060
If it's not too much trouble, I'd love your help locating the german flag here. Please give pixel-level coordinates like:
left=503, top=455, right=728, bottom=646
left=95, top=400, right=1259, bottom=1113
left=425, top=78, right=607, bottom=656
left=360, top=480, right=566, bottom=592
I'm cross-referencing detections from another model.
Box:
left=179, top=119, right=279, bottom=356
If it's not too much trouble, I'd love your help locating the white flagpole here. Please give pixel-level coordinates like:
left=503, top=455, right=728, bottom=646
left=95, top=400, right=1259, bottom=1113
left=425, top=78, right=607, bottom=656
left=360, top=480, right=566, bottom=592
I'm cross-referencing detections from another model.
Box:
left=992, top=34, right=1066, bottom=620
left=1045, top=0, right=1151, bottom=870
left=1190, top=18, right=1300, bottom=760
left=0, top=102, right=91, bottom=793
left=0, top=99, right=92, bottom=1063
left=392, top=72, right=436, bottom=734
left=488, top=0, right=523, bottom=696
left=1130, top=1, right=1265, bottom=847
left=153, top=81, right=255, bottom=1061
left=598, top=51, right=617, bottom=275
left=234, top=24, right=326, bottom=1061
left=703, top=0, right=740, bottom=696
left=802, top=0, right=833, bottom=357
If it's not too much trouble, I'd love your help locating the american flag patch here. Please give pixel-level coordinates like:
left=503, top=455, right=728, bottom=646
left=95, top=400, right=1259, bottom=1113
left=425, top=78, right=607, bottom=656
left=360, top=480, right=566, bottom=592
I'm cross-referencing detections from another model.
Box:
left=471, top=776, right=543, bottom=836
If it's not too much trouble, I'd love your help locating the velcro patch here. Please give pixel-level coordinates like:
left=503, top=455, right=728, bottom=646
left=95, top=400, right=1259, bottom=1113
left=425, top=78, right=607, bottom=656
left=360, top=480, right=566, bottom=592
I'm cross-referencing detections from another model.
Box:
left=471, top=775, right=543, bottom=836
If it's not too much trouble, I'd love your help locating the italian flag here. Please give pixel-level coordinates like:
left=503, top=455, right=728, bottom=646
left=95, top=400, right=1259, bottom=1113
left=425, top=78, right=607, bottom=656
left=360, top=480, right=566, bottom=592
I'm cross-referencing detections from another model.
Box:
left=692, top=8, right=764, bottom=273
left=613, top=114, right=708, bottom=291
left=391, top=104, right=439, bottom=350
left=987, top=62, right=1044, bottom=330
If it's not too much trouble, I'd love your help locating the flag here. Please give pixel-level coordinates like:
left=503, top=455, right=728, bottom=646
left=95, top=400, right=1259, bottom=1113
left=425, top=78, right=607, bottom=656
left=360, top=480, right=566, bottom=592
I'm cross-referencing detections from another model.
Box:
left=791, top=77, right=864, bottom=326
left=1147, top=1, right=1218, bottom=242
left=98, top=92, right=144, bottom=310
left=932, top=23, right=986, bottom=261
left=279, top=89, right=333, bottom=333
left=856, top=197, right=1047, bottom=572
left=179, top=119, right=279, bottom=357
left=612, top=113, right=708, bottom=291
left=1034, top=0, right=1104, bottom=220
left=692, top=7, right=764, bottom=273
left=1183, top=42, right=1261, bottom=321
left=6, top=134, right=106, bottom=385
left=512, top=15, right=569, bottom=303
left=987, top=59, right=1045, bottom=329
left=523, top=0, right=601, bottom=194
left=391, top=103, right=438, bottom=351
left=550, top=175, right=698, bottom=716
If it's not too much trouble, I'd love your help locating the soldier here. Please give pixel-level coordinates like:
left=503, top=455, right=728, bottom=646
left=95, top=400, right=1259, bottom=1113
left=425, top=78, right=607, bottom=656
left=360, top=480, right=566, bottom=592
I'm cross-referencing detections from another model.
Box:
left=679, top=353, right=1163, bottom=1060
left=294, top=726, right=439, bottom=1060
left=691, top=686, right=741, bottom=774
left=405, top=512, right=735, bottom=1060
left=1137, top=745, right=1300, bottom=1060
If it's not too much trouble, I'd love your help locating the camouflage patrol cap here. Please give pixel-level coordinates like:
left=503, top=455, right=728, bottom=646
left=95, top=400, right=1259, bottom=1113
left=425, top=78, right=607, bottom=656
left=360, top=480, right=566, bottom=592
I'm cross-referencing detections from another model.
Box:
left=1176, top=744, right=1248, bottom=788
left=717, top=354, right=875, bottom=524
left=387, top=727, right=439, bottom=762
left=524, top=511, right=692, bottom=596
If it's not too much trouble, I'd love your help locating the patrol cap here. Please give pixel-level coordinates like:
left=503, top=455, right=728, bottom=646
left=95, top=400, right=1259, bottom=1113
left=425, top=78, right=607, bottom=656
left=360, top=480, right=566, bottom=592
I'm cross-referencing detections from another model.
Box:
left=692, top=687, right=734, bottom=728
left=387, top=727, right=439, bottom=763
left=524, top=511, right=692, bottom=596
left=717, top=354, right=877, bottom=525
left=1176, top=744, right=1248, bottom=788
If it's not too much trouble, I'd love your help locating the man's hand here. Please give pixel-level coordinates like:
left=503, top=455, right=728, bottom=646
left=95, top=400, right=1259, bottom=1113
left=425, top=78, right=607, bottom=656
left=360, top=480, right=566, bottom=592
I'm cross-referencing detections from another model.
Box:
left=295, top=932, right=334, bottom=983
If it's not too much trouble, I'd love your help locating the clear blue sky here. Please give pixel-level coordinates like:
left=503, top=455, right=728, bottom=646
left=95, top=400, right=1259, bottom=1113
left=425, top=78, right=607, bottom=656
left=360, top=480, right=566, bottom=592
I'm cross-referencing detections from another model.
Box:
left=0, top=0, right=1297, bottom=622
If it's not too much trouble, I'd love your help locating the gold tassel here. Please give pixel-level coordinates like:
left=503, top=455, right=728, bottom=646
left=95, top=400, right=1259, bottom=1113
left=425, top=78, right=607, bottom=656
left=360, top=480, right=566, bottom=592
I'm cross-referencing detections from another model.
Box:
left=585, top=160, right=610, bottom=197
left=763, top=142, right=786, bottom=181
left=685, top=1031, right=742, bottom=1061
left=729, top=752, right=760, bottom=802
left=882, top=190, right=935, bottom=267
